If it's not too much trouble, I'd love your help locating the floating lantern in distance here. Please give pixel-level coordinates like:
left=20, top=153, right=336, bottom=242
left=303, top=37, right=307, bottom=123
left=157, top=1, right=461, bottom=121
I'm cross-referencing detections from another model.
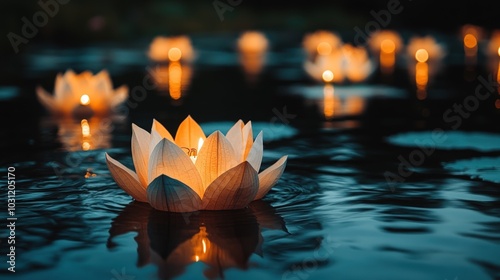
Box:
left=342, top=44, right=374, bottom=83
left=322, top=70, right=334, bottom=83
left=414, top=49, right=429, bottom=100
left=148, top=36, right=194, bottom=63
left=415, top=49, right=429, bottom=63
left=461, top=24, right=483, bottom=63
left=237, top=31, right=269, bottom=83
left=303, top=30, right=342, bottom=59
left=36, top=70, right=128, bottom=117
left=105, top=116, right=288, bottom=212
left=368, top=30, right=402, bottom=75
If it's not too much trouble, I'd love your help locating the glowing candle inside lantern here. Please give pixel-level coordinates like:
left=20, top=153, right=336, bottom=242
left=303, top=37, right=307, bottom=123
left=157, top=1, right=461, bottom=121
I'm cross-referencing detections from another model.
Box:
left=322, top=70, right=335, bottom=120
left=380, top=39, right=396, bottom=74
left=317, top=42, right=332, bottom=56
left=168, top=47, right=182, bottom=62
left=415, top=49, right=429, bottom=100
left=80, top=94, right=90, bottom=106
left=189, top=138, right=204, bottom=163
left=464, top=33, right=478, bottom=59
left=195, top=255, right=200, bottom=262
left=168, top=61, right=182, bottom=100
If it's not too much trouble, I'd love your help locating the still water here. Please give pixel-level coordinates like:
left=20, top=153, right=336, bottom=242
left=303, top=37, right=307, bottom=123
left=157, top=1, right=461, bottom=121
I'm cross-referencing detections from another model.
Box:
left=1, top=34, right=500, bottom=280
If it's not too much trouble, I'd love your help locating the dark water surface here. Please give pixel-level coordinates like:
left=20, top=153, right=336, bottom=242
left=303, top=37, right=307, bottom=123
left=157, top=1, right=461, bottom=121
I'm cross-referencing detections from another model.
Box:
left=1, top=33, right=500, bottom=280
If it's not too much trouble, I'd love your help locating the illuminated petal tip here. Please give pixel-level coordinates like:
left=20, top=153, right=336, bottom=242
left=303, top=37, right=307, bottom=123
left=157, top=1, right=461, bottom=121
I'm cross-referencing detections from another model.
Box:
left=131, top=123, right=151, bottom=187
left=105, top=153, right=147, bottom=202
left=254, top=155, right=288, bottom=200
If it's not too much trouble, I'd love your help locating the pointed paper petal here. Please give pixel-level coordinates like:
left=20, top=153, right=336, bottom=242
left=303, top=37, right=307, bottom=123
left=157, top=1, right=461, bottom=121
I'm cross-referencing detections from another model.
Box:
left=36, top=86, right=57, bottom=113
left=242, top=121, right=253, bottom=160
left=254, top=156, right=288, bottom=200
left=148, top=138, right=204, bottom=198
left=111, top=85, right=129, bottom=108
left=246, top=131, right=263, bottom=172
left=105, top=153, right=147, bottom=202
left=174, top=116, right=206, bottom=152
left=147, top=175, right=202, bottom=212
left=226, top=119, right=244, bottom=160
left=195, top=131, right=238, bottom=188
left=202, top=161, right=259, bottom=210
left=132, top=124, right=151, bottom=187
left=151, top=119, right=174, bottom=142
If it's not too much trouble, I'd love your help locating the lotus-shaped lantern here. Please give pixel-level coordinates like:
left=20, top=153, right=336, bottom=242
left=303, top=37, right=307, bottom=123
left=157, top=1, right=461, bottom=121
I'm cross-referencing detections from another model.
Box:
left=36, top=70, right=128, bottom=117
left=105, top=116, right=287, bottom=212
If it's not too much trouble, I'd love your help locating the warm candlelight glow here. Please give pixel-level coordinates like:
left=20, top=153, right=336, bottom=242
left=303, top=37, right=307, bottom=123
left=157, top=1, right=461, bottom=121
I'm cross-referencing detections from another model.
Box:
left=381, top=39, right=395, bottom=54
left=81, top=119, right=91, bottom=137
left=342, top=44, right=373, bottom=82
left=168, top=47, right=182, bottom=62
left=202, top=238, right=207, bottom=253
left=237, top=31, right=268, bottom=82
left=168, top=62, right=182, bottom=100
left=322, top=70, right=334, bottom=83
left=189, top=137, right=205, bottom=163
left=463, top=34, right=477, bottom=49
left=415, top=49, right=429, bottom=63
left=82, top=141, right=91, bottom=151
left=195, top=255, right=200, bottom=262
left=317, top=42, right=332, bottom=56
left=80, top=94, right=90, bottom=106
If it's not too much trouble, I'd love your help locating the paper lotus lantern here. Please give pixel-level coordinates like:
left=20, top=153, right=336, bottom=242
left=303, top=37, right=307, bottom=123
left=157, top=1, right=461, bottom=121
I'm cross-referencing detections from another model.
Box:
left=105, top=116, right=288, bottom=212
left=341, top=44, right=374, bottom=83
left=237, top=31, right=269, bottom=82
left=148, top=36, right=194, bottom=63
left=304, top=49, right=345, bottom=83
left=36, top=70, right=128, bottom=117
left=368, top=30, right=403, bottom=74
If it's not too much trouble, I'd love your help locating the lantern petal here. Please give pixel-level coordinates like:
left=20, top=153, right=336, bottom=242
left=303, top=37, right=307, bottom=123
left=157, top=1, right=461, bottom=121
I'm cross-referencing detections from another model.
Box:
left=148, top=138, right=204, bottom=198
left=225, top=119, right=244, bottom=160
left=132, top=124, right=151, bottom=187
left=105, top=153, right=147, bottom=202
left=111, top=85, right=129, bottom=108
left=195, top=131, right=238, bottom=188
left=202, top=161, right=259, bottom=210
left=254, top=156, right=288, bottom=200
left=147, top=174, right=202, bottom=212
left=246, top=131, right=263, bottom=172
left=174, top=115, right=206, bottom=151
left=36, top=86, right=57, bottom=113
left=151, top=119, right=174, bottom=142
left=242, top=121, right=253, bottom=160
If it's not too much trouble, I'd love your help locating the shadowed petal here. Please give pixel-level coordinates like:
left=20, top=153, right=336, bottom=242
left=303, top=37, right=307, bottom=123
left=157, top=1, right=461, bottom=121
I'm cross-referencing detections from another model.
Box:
left=152, top=119, right=174, bottom=142
left=36, top=86, right=57, bottom=113
left=195, top=131, right=238, bottom=189
left=132, top=124, right=151, bottom=187
left=175, top=115, right=206, bottom=152
left=202, top=161, right=259, bottom=210
left=225, top=119, right=244, bottom=160
left=246, top=131, right=263, bottom=172
left=148, top=138, right=204, bottom=198
left=147, top=175, right=202, bottom=212
left=105, top=153, right=147, bottom=202
left=254, top=156, right=288, bottom=200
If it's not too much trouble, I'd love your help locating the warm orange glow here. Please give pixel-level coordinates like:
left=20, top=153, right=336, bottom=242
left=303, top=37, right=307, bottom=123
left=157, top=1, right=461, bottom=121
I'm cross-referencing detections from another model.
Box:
left=317, top=42, right=332, bottom=56
left=342, top=44, right=373, bottom=83
left=195, top=255, right=200, bottom=262
left=238, top=31, right=268, bottom=54
left=380, top=51, right=395, bottom=74
left=322, top=70, right=334, bottom=83
left=323, top=84, right=334, bottom=119
left=80, top=94, right=90, bottom=106
left=463, top=34, right=477, bottom=49
left=81, top=119, right=91, bottom=137
left=496, top=99, right=500, bottom=109
left=497, top=60, right=500, bottom=84
left=497, top=47, right=500, bottom=57
left=415, top=49, right=429, bottom=63
left=82, top=141, right=91, bottom=151
left=168, top=47, right=182, bottom=62
left=344, top=96, right=365, bottom=116
left=168, top=62, right=182, bottom=100
left=381, top=39, right=396, bottom=54
left=415, top=62, right=428, bottom=100
left=189, top=137, right=205, bottom=163
left=202, top=239, right=207, bottom=253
